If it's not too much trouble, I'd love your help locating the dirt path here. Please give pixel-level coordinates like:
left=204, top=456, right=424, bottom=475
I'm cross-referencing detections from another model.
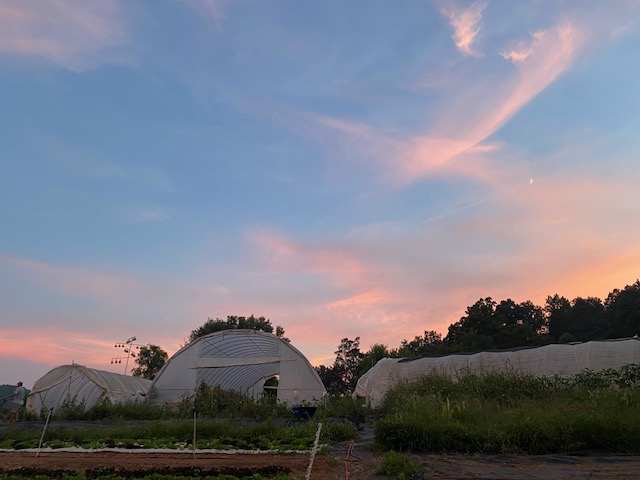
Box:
left=346, top=452, right=640, bottom=479
left=413, top=454, right=640, bottom=479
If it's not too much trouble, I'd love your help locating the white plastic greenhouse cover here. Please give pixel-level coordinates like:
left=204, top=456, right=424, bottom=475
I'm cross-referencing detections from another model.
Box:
left=354, top=338, right=640, bottom=407
left=26, top=364, right=152, bottom=415
left=149, top=329, right=327, bottom=405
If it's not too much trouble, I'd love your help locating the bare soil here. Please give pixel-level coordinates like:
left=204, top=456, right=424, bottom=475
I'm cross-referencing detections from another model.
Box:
left=2, top=450, right=640, bottom=479
left=0, top=451, right=341, bottom=479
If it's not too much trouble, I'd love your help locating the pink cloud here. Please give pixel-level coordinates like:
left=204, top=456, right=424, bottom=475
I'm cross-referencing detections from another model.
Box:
left=250, top=229, right=368, bottom=289
left=1, top=255, right=142, bottom=302
left=0, top=326, right=182, bottom=377
left=0, top=327, right=120, bottom=367
left=327, top=289, right=393, bottom=310
left=441, top=1, right=487, bottom=56
left=0, top=0, right=128, bottom=70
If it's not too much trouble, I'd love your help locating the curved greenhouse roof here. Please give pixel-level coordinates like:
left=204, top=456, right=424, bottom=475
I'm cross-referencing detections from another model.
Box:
left=150, top=329, right=326, bottom=405
left=26, top=364, right=151, bottom=415
left=354, top=338, right=640, bottom=407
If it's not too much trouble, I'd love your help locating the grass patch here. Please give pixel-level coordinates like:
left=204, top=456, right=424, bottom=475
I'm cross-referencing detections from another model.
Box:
left=375, top=368, right=640, bottom=454
left=315, top=396, right=370, bottom=427
left=377, top=451, right=422, bottom=479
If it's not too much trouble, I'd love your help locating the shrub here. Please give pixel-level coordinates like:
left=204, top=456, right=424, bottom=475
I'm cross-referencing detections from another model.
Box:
left=315, top=395, right=369, bottom=426
left=377, top=451, right=422, bottom=480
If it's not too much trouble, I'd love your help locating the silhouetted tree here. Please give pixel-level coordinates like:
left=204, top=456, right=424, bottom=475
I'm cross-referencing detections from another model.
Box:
left=571, top=297, right=606, bottom=340
left=605, top=280, right=640, bottom=338
left=189, top=315, right=286, bottom=343
left=397, top=330, right=444, bottom=357
left=316, top=337, right=364, bottom=395
left=357, top=343, right=392, bottom=377
left=447, top=298, right=498, bottom=351
left=546, top=294, right=573, bottom=340
left=132, top=345, right=168, bottom=380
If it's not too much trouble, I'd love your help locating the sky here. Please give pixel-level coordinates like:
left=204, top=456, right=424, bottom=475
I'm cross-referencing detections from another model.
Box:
left=1, top=0, right=640, bottom=387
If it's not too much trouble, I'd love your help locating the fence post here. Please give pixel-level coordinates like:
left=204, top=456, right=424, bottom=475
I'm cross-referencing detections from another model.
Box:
left=36, top=408, right=53, bottom=458
left=192, top=407, right=197, bottom=457
left=305, top=422, right=322, bottom=480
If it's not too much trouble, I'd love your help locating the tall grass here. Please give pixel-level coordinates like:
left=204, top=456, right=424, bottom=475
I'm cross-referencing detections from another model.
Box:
left=49, top=385, right=292, bottom=422
left=376, top=368, right=640, bottom=454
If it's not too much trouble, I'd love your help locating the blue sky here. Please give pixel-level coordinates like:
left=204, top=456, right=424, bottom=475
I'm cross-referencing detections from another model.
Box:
left=1, top=0, right=640, bottom=386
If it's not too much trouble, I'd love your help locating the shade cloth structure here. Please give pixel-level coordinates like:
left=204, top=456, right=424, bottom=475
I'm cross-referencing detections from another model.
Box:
left=354, top=338, right=640, bottom=407
left=150, top=329, right=327, bottom=405
left=26, top=364, right=151, bottom=415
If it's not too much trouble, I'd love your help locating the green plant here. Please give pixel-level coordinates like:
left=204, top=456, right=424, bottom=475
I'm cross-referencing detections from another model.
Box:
left=375, top=368, right=640, bottom=454
left=377, top=451, right=422, bottom=479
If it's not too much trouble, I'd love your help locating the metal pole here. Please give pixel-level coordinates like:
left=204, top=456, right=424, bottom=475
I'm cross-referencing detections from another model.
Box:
left=305, top=422, right=322, bottom=480
left=36, top=408, right=53, bottom=458
left=192, top=408, right=197, bottom=457
left=123, top=342, right=131, bottom=375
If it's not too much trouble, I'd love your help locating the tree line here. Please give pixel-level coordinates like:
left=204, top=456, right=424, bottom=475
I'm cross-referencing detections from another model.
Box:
left=316, top=279, right=640, bottom=395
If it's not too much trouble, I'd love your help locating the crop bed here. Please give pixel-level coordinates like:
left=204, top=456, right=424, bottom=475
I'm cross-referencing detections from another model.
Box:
left=0, top=451, right=341, bottom=479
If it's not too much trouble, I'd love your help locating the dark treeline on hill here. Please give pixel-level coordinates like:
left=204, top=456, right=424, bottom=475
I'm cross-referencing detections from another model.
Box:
left=317, top=279, right=640, bottom=395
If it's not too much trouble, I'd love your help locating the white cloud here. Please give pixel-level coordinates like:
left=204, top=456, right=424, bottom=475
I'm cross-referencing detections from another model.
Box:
left=441, top=1, right=487, bottom=56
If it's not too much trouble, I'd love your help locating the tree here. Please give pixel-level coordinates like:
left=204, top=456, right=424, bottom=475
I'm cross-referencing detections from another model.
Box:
left=605, top=280, right=640, bottom=338
left=570, top=297, right=606, bottom=341
left=546, top=295, right=607, bottom=341
left=546, top=294, right=573, bottom=340
left=446, top=297, right=498, bottom=351
left=316, top=337, right=364, bottom=395
left=397, top=330, right=444, bottom=357
left=332, top=337, right=363, bottom=395
left=189, top=315, right=286, bottom=343
left=132, top=345, right=168, bottom=380
left=492, top=300, right=546, bottom=348
left=358, top=343, right=391, bottom=377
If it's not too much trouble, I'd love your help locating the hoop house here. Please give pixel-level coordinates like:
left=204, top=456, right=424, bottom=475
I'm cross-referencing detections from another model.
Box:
left=26, top=364, right=151, bottom=415
left=355, top=338, right=640, bottom=407
left=150, top=329, right=326, bottom=405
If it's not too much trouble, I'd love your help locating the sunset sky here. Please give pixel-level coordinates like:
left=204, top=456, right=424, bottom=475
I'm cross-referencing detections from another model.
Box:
left=1, top=0, right=640, bottom=386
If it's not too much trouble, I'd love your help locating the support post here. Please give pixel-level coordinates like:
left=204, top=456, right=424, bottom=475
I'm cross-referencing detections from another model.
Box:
left=305, top=422, right=322, bottom=480
left=36, top=408, right=53, bottom=458
left=192, top=407, right=197, bottom=457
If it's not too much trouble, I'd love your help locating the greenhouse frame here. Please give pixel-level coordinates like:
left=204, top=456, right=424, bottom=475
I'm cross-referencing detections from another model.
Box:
left=150, top=329, right=327, bottom=405
left=26, top=364, right=151, bottom=415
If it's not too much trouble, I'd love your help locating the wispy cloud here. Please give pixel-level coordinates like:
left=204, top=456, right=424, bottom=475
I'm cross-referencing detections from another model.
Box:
left=0, top=0, right=129, bottom=70
left=303, top=20, right=582, bottom=184
left=441, top=1, right=487, bottom=56
left=401, top=22, right=582, bottom=180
